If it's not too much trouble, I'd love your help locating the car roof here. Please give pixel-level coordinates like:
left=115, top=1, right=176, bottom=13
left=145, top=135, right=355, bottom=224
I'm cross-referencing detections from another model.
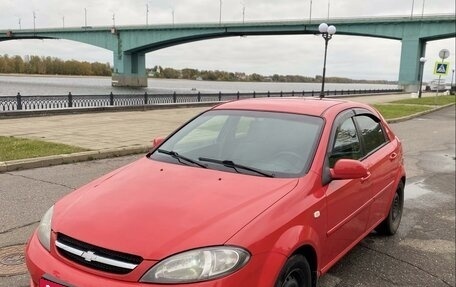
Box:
left=212, top=97, right=355, bottom=117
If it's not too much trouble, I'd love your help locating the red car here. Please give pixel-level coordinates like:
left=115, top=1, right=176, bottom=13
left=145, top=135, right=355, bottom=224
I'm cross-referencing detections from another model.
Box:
left=26, top=97, right=405, bottom=287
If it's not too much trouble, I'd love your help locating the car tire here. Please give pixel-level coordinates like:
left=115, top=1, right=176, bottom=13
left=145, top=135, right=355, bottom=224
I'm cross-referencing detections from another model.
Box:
left=376, top=181, right=404, bottom=235
left=275, top=254, right=312, bottom=287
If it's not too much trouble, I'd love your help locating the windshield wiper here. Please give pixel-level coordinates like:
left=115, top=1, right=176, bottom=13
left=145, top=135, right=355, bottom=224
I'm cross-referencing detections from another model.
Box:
left=157, top=149, right=207, bottom=168
left=198, top=157, right=274, bottom=178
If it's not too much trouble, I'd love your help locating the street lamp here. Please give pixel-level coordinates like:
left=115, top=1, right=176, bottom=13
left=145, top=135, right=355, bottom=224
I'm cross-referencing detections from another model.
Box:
left=33, top=11, right=36, bottom=34
left=309, top=0, right=313, bottom=23
left=421, top=0, right=426, bottom=18
left=327, top=0, right=330, bottom=20
left=84, top=8, right=88, bottom=27
left=242, top=3, right=245, bottom=24
left=418, top=57, right=427, bottom=98
left=411, top=0, right=415, bottom=18
left=146, top=4, right=149, bottom=26
left=451, top=68, right=455, bottom=95
left=318, top=23, right=336, bottom=98
left=219, top=0, right=222, bottom=24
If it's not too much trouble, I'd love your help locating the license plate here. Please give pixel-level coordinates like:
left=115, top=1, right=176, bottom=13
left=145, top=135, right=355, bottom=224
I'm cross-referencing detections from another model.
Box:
left=39, top=278, right=68, bottom=287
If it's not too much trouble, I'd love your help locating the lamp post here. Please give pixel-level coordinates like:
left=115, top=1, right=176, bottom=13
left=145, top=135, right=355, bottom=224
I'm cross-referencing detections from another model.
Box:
left=418, top=57, right=427, bottom=98
left=411, top=0, right=415, bottom=18
left=421, top=0, right=426, bottom=18
left=33, top=11, right=36, bottom=34
left=451, top=68, right=455, bottom=95
left=309, top=0, right=313, bottom=23
left=146, top=4, right=149, bottom=26
left=327, top=0, right=330, bottom=20
left=219, top=0, right=222, bottom=24
left=242, top=4, right=245, bottom=23
left=318, top=23, right=336, bottom=98
left=84, top=8, right=87, bottom=27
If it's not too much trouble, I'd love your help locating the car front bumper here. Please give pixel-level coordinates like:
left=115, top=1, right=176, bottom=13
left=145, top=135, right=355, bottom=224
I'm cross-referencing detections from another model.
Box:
left=26, top=230, right=286, bottom=287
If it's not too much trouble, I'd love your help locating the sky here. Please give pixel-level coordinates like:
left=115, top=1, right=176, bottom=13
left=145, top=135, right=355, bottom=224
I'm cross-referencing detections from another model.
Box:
left=0, top=0, right=454, bottom=82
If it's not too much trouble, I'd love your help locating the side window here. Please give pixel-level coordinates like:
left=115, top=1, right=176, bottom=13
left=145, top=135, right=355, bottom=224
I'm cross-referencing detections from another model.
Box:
left=329, top=118, right=362, bottom=167
left=355, top=115, right=387, bottom=155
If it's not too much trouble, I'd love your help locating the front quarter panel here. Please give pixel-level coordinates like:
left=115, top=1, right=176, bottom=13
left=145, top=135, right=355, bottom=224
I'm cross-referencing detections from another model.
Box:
left=226, top=173, right=326, bottom=282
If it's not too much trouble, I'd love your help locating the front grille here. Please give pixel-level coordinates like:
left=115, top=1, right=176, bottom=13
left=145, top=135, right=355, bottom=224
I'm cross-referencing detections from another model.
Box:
left=56, top=233, right=143, bottom=275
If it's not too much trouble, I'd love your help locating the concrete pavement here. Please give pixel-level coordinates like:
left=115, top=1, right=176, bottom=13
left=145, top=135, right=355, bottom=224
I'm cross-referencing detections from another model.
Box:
left=0, top=92, right=452, bottom=173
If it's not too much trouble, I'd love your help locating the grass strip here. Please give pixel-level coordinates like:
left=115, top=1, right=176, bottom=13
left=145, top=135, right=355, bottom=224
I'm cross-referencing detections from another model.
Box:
left=0, top=136, right=88, bottom=161
left=372, top=104, right=432, bottom=120
left=390, top=95, right=456, bottom=106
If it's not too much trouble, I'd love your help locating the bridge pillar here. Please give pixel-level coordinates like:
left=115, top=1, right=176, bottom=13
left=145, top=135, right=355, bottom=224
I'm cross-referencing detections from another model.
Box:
left=112, top=52, right=147, bottom=87
left=398, top=37, right=426, bottom=92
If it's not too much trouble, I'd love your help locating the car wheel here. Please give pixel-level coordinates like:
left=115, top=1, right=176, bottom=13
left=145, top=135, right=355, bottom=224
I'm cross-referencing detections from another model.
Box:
left=275, top=254, right=312, bottom=287
left=376, top=181, right=404, bottom=235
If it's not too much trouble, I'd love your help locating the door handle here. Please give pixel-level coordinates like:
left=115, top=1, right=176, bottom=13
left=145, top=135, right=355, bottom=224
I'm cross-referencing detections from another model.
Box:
left=361, top=171, right=371, bottom=183
left=389, top=152, right=398, bottom=161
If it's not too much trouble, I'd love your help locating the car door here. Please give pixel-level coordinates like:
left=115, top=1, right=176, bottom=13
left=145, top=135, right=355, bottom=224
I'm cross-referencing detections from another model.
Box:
left=353, top=112, right=400, bottom=230
left=324, top=111, right=372, bottom=262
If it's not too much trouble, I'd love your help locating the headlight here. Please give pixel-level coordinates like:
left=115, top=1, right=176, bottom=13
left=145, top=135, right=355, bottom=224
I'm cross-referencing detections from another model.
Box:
left=140, top=246, right=250, bottom=283
left=37, top=206, right=54, bottom=251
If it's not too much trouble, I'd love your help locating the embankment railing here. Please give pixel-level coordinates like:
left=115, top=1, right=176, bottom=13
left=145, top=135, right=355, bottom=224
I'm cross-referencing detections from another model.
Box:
left=0, top=89, right=403, bottom=112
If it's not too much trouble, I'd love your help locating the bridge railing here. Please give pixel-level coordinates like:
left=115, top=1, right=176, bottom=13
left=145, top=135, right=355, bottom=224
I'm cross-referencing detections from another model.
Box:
left=0, top=89, right=402, bottom=112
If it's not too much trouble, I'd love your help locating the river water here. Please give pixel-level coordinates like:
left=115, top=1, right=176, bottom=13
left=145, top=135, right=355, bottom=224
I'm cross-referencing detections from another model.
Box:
left=0, top=75, right=398, bottom=96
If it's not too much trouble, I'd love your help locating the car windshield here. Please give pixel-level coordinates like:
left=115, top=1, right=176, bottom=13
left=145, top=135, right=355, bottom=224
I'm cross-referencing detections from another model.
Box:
left=149, top=110, right=323, bottom=178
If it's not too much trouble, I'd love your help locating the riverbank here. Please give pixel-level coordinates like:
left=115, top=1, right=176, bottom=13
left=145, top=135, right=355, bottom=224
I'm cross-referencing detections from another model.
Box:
left=0, top=73, right=109, bottom=79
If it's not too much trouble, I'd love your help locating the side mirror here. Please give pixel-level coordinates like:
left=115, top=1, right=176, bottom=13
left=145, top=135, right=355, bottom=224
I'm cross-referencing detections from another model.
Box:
left=152, top=137, right=165, bottom=148
left=330, top=159, right=369, bottom=180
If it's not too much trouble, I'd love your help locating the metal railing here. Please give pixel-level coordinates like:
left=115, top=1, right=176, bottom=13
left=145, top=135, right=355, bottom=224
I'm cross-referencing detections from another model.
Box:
left=0, top=89, right=402, bottom=112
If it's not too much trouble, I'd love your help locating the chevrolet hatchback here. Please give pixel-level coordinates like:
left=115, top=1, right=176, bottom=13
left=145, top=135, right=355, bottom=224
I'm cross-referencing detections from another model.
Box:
left=26, top=97, right=405, bottom=287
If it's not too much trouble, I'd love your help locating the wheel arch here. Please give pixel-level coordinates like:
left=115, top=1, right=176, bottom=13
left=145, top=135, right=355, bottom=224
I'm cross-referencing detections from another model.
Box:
left=272, top=225, right=322, bottom=287
left=400, top=176, right=406, bottom=186
left=293, top=244, right=319, bottom=287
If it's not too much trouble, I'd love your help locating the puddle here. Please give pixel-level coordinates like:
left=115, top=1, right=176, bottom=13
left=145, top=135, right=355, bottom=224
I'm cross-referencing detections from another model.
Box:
left=405, top=181, right=432, bottom=200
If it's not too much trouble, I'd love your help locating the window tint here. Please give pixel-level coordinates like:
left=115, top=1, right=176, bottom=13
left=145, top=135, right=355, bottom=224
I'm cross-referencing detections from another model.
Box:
left=355, top=115, right=387, bottom=155
left=330, top=118, right=362, bottom=167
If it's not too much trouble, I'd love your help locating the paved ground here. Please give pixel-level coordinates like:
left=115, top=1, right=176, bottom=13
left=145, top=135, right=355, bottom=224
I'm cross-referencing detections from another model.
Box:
left=0, top=93, right=416, bottom=150
left=0, top=104, right=454, bottom=286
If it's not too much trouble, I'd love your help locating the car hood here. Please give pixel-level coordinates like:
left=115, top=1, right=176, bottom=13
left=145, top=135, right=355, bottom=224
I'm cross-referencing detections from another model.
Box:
left=53, top=157, right=299, bottom=260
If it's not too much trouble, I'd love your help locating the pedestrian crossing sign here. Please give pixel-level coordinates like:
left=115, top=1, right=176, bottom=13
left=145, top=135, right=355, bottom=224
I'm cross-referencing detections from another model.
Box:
left=434, top=62, right=450, bottom=75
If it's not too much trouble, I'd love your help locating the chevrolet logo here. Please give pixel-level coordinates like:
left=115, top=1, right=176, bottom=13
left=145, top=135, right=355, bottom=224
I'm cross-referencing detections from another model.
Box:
left=81, top=251, right=98, bottom=262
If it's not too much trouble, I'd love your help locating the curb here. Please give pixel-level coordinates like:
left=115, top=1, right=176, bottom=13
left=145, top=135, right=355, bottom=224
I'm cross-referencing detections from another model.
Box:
left=385, top=103, right=455, bottom=124
left=0, top=145, right=150, bottom=173
left=1, top=103, right=454, bottom=173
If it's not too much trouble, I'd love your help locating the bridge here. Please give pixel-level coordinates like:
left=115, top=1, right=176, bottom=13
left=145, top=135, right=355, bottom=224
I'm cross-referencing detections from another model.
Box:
left=1, top=15, right=455, bottom=91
